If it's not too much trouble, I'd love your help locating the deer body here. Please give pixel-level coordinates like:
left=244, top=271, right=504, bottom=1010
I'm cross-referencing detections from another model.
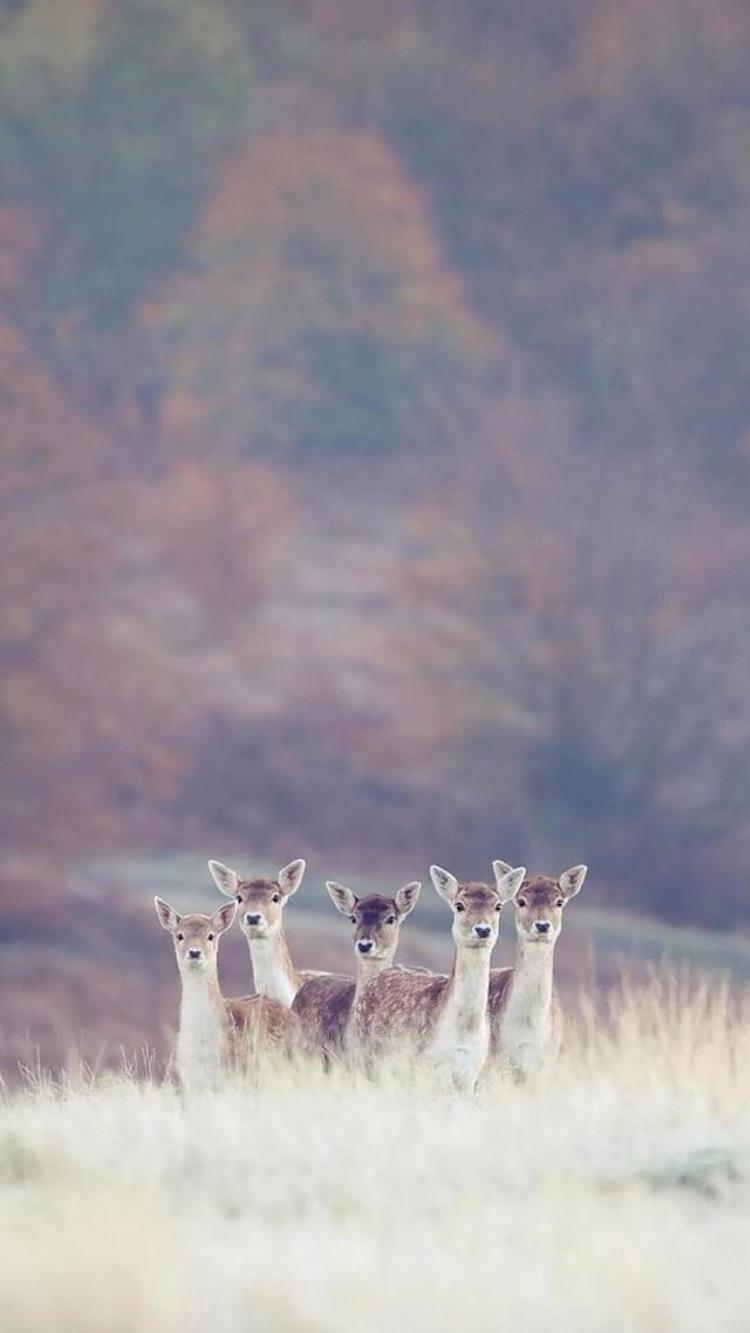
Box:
left=292, top=881, right=421, bottom=1057
left=155, top=897, right=298, bottom=1091
left=356, top=866, right=525, bottom=1094
left=488, top=863, right=588, bottom=1080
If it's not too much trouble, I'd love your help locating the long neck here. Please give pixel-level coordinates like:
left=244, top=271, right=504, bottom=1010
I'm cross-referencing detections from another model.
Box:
left=353, top=950, right=392, bottom=1001
left=441, top=944, right=492, bottom=1030
left=503, top=938, right=555, bottom=1030
left=179, top=964, right=226, bottom=1045
left=247, top=928, right=300, bottom=1006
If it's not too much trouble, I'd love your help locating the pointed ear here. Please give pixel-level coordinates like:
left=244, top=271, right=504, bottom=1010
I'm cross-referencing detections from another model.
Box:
left=430, top=865, right=459, bottom=904
left=208, top=860, right=241, bottom=899
left=211, top=900, right=238, bottom=933
left=326, top=881, right=358, bottom=916
left=492, top=859, right=513, bottom=881
left=154, top=897, right=180, bottom=931
left=278, top=859, right=306, bottom=897
left=494, top=866, right=527, bottom=902
left=559, top=865, right=588, bottom=899
left=394, top=881, right=421, bottom=917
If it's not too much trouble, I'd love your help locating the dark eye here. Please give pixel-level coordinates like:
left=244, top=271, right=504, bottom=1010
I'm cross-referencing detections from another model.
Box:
left=556, top=899, right=564, bottom=908
left=455, top=902, right=465, bottom=913
left=349, top=915, right=356, bottom=924
left=176, top=932, right=184, bottom=942
left=517, top=898, right=527, bottom=909
left=495, top=901, right=502, bottom=911
left=386, top=915, right=396, bottom=925
left=236, top=894, right=243, bottom=904
left=207, top=933, right=214, bottom=942
left=272, top=893, right=280, bottom=903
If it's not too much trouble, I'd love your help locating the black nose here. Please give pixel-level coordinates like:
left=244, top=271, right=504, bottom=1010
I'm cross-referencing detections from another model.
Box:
left=246, top=913, right=261, bottom=926
left=534, top=921, right=551, bottom=934
left=187, top=948, right=202, bottom=959
left=358, top=940, right=373, bottom=953
left=474, top=924, right=491, bottom=939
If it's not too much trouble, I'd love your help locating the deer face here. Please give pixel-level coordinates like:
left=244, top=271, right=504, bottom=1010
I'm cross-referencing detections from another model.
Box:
left=154, top=898, right=236, bottom=974
left=496, top=863, right=588, bottom=944
left=326, top=881, right=421, bottom=962
left=208, top=859, right=305, bottom=941
left=430, top=865, right=526, bottom=950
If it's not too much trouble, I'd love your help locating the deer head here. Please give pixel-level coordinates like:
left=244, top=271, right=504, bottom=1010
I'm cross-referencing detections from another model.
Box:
left=208, top=858, right=306, bottom=942
left=493, top=860, right=588, bottom=945
left=154, top=897, right=237, bottom=975
left=326, top=880, right=421, bottom=962
left=430, top=864, right=526, bottom=950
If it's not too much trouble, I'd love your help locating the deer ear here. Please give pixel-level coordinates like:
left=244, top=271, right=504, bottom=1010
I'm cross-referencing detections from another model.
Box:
left=430, top=865, right=459, bottom=904
left=154, top=897, right=180, bottom=931
left=395, top=881, right=421, bottom=916
left=211, top=900, right=237, bottom=933
left=208, top=860, right=241, bottom=899
left=494, top=866, right=526, bottom=902
left=492, top=859, right=514, bottom=881
left=279, top=859, right=306, bottom=897
left=326, top=881, right=357, bottom=916
left=559, top=865, right=587, bottom=899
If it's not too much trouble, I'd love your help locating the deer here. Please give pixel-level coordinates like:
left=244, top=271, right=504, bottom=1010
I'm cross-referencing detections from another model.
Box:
left=291, top=880, right=421, bottom=1057
left=355, top=864, right=526, bottom=1095
left=208, top=858, right=315, bottom=1006
left=487, top=861, right=588, bottom=1080
left=154, top=896, right=299, bottom=1092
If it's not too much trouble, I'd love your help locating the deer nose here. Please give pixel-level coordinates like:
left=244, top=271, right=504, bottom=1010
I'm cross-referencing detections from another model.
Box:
left=357, top=940, right=374, bottom=954
left=187, top=948, right=202, bottom=960
left=245, top=913, right=261, bottom=926
left=474, top=924, right=492, bottom=939
left=534, top=921, right=551, bottom=934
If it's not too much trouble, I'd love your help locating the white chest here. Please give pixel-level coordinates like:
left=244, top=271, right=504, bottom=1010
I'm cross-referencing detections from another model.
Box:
left=177, top=987, right=226, bottom=1091
left=250, top=939, right=298, bottom=1007
left=427, top=1008, right=489, bottom=1092
left=498, top=950, right=554, bottom=1074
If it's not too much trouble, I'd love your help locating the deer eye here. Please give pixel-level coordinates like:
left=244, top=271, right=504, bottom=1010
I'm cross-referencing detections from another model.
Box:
left=272, top=893, right=280, bottom=903
left=176, top=932, right=184, bottom=942
left=556, top=898, right=564, bottom=908
left=349, top=915, right=357, bottom=924
left=207, top=933, right=214, bottom=942
left=386, top=915, right=396, bottom=925
left=495, top=901, right=502, bottom=911
left=517, top=898, right=527, bottom=909
left=455, top=902, right=465, bottom=913
left=236, top=894, right=243, bottom=904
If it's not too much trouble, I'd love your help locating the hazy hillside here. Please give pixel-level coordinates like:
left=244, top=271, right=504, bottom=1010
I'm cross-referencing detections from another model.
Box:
left=2, top=0, right=750, bottom=935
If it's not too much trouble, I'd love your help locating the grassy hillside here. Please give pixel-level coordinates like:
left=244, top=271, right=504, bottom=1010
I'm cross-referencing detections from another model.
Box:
left=1, top=975, right=748, bottom=1332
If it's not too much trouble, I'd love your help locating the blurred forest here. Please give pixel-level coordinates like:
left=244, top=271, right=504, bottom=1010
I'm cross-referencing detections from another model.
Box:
left=2, top=0, right=750, bottom=933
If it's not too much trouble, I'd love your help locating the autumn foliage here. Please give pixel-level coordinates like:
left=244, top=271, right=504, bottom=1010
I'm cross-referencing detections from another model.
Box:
left=2, top=0, right=750, bottom=930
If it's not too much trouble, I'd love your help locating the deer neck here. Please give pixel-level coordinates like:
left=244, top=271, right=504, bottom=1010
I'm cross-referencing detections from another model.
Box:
left=502, top=937, right=555, bottom=1036
left=178, top=965, right=228, bottom=1071
left=247, top=929, right=299, bottom=1006
left=353, top=951, right=393, bottom=1001
left=440, top=944, right=492, bottom=1035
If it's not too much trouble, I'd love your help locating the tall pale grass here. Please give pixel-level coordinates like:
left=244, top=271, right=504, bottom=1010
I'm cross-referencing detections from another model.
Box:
left=1, top=972, right=748, bottom=1333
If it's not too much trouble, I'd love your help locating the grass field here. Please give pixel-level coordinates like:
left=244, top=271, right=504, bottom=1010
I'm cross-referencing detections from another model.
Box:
left=1, top=973, right=748, bottom=1333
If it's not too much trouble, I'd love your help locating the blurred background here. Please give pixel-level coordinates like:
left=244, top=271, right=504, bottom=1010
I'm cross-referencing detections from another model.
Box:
left=2, top=0, right=750, bottom=1076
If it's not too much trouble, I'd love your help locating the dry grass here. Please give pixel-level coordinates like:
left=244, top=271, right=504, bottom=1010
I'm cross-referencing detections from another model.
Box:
left=1, top=973, right=748, bottom=1333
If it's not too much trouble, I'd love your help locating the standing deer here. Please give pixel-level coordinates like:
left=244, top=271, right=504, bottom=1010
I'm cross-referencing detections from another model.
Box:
left=487, top=861, right=588, bottom=1080
left=355, top=864, right=525, bottom=1094
left=154, top=897, right=298, bottom=1091
left=208, top=858, right=313, bottom=1006
left=291, top=880, right=421, bottom=1056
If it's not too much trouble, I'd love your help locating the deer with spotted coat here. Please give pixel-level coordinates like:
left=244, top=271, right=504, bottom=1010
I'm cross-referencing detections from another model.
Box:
left=487, top=861, right=588, bottom=1080
left=154, top=897, right=299, bottom=1092
left=355, top=864, right=525, bottom=1094
left=291, top=879, right=421, bottom=1058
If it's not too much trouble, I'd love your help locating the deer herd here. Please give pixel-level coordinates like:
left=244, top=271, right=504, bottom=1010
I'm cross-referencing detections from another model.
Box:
left=155, top=857, right=588, bottom=1095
